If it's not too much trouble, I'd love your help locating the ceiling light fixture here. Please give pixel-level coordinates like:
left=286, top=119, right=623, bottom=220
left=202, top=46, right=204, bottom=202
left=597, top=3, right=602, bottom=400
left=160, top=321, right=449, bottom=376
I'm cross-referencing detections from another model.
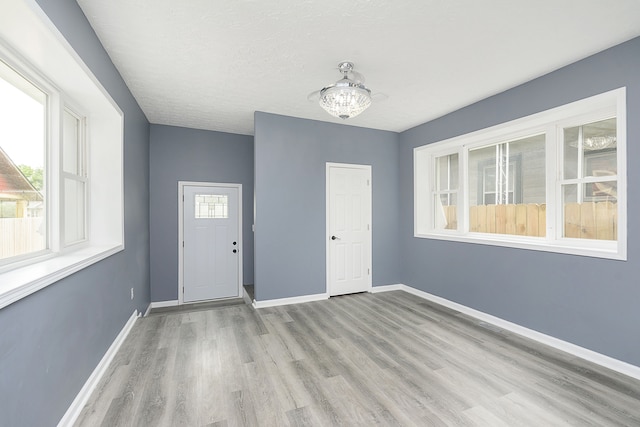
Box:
left=569, top=135, right=617, bottom=151
left=318, top=62, right=372, bottom=120
left=583, top=135, right=617, bottom=151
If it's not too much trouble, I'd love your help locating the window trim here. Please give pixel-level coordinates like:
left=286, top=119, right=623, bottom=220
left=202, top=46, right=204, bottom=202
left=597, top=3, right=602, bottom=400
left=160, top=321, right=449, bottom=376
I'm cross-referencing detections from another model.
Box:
left=414, top=88, right=626, bottom=260
left=0, top=0, right=124, bottom=309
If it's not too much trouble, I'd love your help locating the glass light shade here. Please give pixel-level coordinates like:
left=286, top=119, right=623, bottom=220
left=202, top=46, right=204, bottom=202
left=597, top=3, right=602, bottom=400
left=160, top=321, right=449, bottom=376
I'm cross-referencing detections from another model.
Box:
left=584, top=136, right=616, bottom=150
left=319, top=79, right=372, bottom=119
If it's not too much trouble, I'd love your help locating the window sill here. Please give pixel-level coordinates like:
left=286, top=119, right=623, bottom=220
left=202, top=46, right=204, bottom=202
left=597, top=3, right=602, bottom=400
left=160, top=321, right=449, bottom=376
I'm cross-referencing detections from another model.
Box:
left=0, top=244, right=123, bottom=310
left=414, top=232, right=625, bottom=261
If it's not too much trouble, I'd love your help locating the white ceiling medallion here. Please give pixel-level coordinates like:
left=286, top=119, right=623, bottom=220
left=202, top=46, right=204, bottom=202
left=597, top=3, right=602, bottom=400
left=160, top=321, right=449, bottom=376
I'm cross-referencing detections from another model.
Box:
left=313, top=62, right=372, bottom=120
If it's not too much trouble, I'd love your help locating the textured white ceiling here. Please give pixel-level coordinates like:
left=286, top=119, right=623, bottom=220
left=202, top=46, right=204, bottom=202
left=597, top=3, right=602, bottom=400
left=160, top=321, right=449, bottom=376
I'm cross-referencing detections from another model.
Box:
left=77, top=0, right=640, bottom=136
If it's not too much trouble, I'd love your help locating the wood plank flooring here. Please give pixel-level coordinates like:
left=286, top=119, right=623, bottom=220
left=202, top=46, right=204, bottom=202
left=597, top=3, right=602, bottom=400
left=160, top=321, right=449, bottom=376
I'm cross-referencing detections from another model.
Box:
left=74, top=291, right=640, bottom=426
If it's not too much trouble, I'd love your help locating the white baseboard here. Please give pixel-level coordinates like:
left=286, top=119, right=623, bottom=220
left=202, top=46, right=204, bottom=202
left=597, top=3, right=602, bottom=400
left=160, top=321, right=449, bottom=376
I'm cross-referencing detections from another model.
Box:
left=253, top=292, right=329, bottom=309
left=370, top=284, right=404, bottom=293
left=252, top=284, right=403, bottom=308
left=145, top=299, right=179, bottom=316
left=57, top=310, right=139, bottom=427
left=376, top=284, right=640, bottom=382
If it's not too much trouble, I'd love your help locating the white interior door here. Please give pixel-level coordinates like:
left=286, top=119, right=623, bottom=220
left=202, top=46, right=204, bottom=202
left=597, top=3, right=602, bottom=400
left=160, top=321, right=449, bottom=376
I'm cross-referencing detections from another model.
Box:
left=327, top=163, right=372, bottom=296
left=182, top=184, right=241, bottom=303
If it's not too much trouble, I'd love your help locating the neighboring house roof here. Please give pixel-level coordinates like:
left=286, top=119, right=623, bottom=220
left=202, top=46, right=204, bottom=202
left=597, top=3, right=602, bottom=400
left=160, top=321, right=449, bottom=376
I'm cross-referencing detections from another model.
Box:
left=0, top=146, right=43, bottom=202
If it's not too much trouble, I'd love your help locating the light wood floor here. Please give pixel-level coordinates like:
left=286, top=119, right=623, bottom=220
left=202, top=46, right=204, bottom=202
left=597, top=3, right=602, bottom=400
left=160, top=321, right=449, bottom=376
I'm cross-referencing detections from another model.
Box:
left=75, top=291, right=640, bottom=426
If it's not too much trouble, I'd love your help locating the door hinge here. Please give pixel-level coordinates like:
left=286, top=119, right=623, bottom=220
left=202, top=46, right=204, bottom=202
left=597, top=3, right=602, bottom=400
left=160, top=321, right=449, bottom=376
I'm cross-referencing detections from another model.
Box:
left=182, top=241, right=184, bottom=247
left=368, top=268, right=370, bottom=275
left=367, top=224, right=370, bottom=231
left=367, top=179, right=370, bottom=186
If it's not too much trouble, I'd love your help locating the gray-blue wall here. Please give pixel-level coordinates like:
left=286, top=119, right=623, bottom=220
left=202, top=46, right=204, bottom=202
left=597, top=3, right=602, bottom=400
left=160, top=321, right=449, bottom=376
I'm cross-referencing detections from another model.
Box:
left=0, top=0, right=151, bottom=426
left=399, top=37, right=640, bottom=366
left=150, top=125, right=254, bottom=302
left=2, top=3, right=638, bottom=425
left=254, top=112, right=400, bottom=301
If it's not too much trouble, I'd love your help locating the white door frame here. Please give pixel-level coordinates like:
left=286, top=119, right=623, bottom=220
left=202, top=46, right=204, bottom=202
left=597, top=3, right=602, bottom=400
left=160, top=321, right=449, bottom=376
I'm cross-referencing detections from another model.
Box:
left=326, top=162, right=372, bottom=296
left=178, top=181, right=243, bottom=305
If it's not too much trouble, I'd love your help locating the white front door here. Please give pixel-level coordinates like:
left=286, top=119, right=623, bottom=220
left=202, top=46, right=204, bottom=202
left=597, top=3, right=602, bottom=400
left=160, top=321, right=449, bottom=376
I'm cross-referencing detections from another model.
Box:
left=182, top=184, right=241, bottom=303
left=327, top=163, right=372, bottom=296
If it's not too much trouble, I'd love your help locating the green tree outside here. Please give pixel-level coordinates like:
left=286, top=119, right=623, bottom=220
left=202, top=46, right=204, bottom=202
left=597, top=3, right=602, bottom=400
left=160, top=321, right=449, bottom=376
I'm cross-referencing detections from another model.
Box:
left=17, top=164, right=43, bottom=191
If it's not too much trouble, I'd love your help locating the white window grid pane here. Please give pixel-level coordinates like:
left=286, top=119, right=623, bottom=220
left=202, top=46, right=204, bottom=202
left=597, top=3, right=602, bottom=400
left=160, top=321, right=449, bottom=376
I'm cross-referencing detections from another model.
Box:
left=432, top=153, right=459, bottom=231
left=63, top=177, right=85, bottom=244
left=62, top=106, right=87, bottom=247
left=560, top=118, right=617, bottom=241
left=63, top=110, right=80, bottom=175
left=195, top=194, right=228, bottom=219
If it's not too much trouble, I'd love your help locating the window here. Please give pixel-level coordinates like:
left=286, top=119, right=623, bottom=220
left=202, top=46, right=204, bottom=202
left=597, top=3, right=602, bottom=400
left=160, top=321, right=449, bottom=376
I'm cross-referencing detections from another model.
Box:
left=0, top=56, right=90, bottom=265
left=415, top=89, right=626, bottom=260
left=62, top=109, right=87, bottom=245
left=195, top=194, right=228, bottom=219
left=468, top=134, right=544, bottom=236
left=561, top=118, right=618, bottom=240
left=0, top=57, right=48, bottom=261
left=433, top=153, right=458, bottom=230
left=0, top=1, right=124, bottom=309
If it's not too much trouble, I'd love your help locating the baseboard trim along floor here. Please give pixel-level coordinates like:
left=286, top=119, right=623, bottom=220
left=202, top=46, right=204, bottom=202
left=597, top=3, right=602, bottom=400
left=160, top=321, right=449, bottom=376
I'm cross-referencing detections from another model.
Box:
left=64, top=284, right=640, bottom=425
left=57, top=310, right=139, bottom=427
left=371, top=284, right=640, bottom=382
left=252, top=282, right=640, bottom=381
left=252, top=292, right=329, bottom=308
left=145, top=290, right=254, bottom=316
left=144, top=299, right=179, bottom=316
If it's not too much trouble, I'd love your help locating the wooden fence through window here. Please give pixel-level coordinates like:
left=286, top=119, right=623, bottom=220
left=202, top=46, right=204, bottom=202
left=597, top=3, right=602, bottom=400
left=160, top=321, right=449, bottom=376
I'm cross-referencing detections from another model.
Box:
left=441, top=201, right=617, bottom=240
left=0, top=217, right=45, bottom=259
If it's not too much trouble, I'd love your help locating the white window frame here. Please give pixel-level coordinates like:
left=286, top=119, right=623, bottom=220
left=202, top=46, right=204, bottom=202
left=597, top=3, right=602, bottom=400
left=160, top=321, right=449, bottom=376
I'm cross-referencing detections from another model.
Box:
left=0, top=0, right=124, bottom=309
left=0, top=51, right=52, bottom=264
left=414, top=88, right=626, bottom=260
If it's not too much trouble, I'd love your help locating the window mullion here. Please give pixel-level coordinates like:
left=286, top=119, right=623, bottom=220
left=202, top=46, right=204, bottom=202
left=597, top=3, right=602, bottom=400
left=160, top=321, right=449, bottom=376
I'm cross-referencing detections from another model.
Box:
left=577, top=126, right=584, bottom=203
left=460, top=146, right=469, bottom=234
left=49, top=91, right=62, bottom=253
left=548, top=124, right=559, bottom=242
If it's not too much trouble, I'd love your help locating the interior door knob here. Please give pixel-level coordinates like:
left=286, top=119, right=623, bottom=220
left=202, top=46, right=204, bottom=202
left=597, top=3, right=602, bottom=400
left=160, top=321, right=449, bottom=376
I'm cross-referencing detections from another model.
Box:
left=331, top=235, right=339, bottom=240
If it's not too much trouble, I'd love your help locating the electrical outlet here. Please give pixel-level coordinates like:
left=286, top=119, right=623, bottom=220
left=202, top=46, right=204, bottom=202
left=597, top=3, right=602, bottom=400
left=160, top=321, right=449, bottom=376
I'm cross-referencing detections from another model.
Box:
left=130, top=287, right=134, bottom=300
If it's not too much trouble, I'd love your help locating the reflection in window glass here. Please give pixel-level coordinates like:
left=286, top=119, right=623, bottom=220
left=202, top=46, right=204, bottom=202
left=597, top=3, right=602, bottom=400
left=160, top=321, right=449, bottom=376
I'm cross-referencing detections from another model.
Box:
left=0, top=60, right=47, bottom=260
left=562, top=118, right=617, bottom=241
left=468, top=134, right=546, bottom=237
left=564, top=118, right=617, bottom=179
left=433, top=153, right=458, bottom=230
left=195, top=194, right=228, bottom=218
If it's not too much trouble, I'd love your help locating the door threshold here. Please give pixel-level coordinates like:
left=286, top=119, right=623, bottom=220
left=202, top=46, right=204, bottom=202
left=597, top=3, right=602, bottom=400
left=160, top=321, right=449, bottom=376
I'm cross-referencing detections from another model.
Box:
left=329, top=291, right=369, bottom=298
left=148, top=297, right=245, bottom=315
